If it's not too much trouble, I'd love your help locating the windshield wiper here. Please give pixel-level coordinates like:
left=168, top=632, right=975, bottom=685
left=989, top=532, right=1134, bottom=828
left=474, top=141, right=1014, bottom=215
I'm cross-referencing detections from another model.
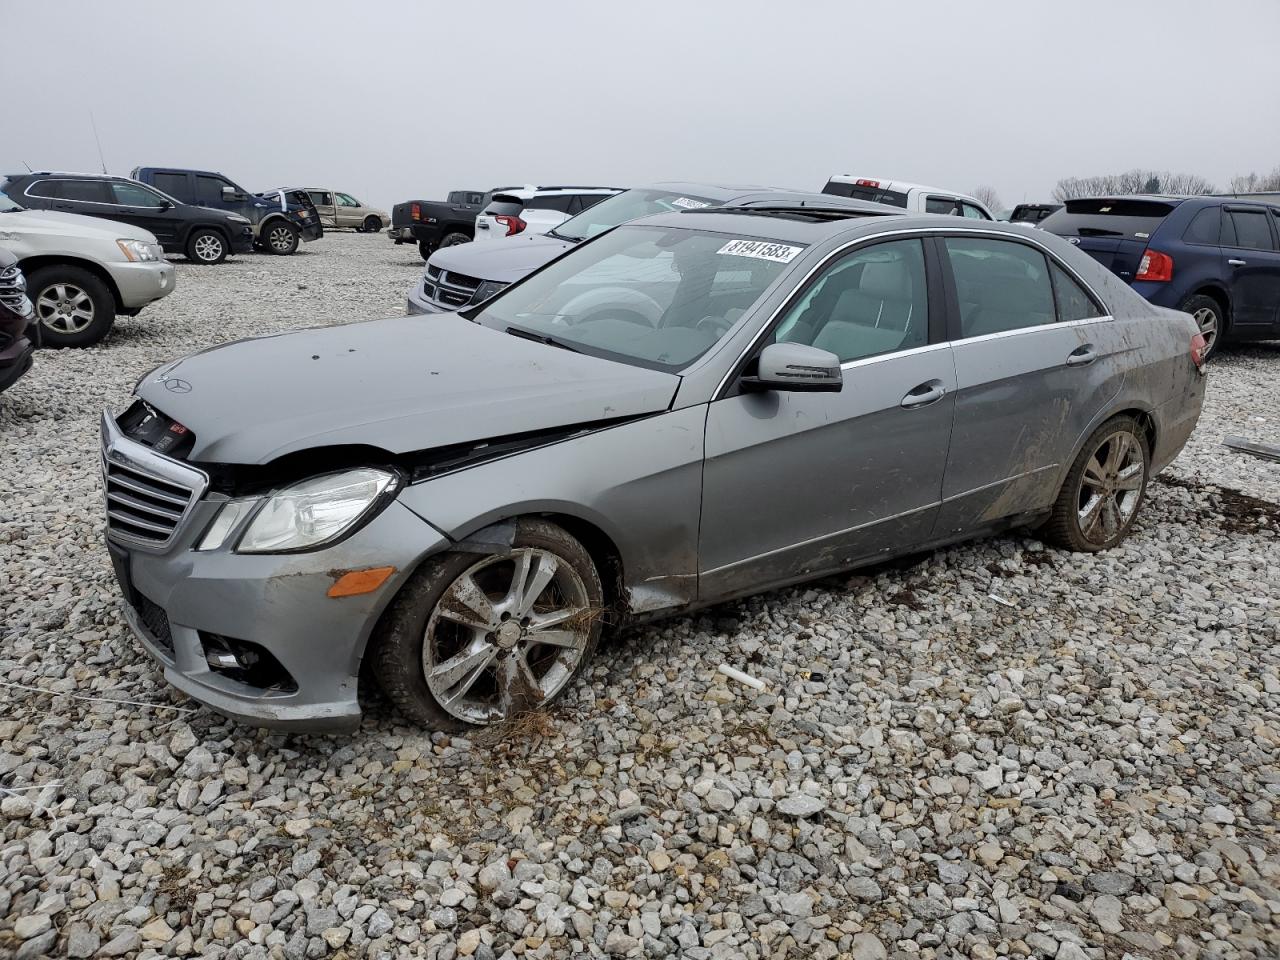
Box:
left=505, top=326, right=580, bottom=353
left=548, top=228, right=584, bottom=242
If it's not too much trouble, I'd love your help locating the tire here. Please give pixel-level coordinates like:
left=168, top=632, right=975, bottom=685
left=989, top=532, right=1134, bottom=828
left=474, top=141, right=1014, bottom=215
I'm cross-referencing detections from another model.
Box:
left=262, top=220, right=300, bottom=255
left=28, top=265, right=116, bottom=348
left=1044, top=415, right=1150, bottom=552
left=1177, top=293, right=1226, bottom=361
left=439, top=231, right=470, bottom=249
left=418, top=241, right=433, bottom=261
left=373, top=518, right=605, bottom=731
left=362, top=215, right=382, bottom=234
left=185, top=228, right=228, bottom=265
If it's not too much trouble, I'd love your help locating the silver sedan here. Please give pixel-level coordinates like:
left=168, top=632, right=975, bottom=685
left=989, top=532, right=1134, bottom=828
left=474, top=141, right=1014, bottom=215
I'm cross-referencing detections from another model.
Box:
left=100, top=206, right=1206, bottom=732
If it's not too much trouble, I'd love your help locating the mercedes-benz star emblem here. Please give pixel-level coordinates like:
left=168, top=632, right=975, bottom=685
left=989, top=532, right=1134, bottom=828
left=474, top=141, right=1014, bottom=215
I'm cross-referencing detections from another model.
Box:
left=163, top=378, right=192, bottom=394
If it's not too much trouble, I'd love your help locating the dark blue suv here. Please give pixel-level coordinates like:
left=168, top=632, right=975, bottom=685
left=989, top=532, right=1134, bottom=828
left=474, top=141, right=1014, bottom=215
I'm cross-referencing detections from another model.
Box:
left=1040, top=195, right=1280, bottom=357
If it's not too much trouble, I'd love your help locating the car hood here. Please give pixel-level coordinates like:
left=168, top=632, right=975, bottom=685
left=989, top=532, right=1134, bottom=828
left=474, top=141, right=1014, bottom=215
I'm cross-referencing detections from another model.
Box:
left=136, top=313, right=679, bottom=465
left=428, top=232, right=574, bottom=284
left=0, top=209, right=158, bottom=243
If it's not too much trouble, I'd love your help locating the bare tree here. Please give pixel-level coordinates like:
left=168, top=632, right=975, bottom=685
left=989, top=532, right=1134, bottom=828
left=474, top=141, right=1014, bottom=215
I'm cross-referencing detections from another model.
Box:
left=972, top=185, right=1002, bottom=211
left=1052, top=169, right=1217, bottom=201
left=1228, top=166, right=1280, bottom=193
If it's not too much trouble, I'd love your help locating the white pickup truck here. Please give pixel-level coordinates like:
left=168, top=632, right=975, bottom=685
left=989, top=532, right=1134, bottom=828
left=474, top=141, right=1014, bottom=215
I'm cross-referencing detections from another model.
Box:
left=822, top=175, right=994, bottom=220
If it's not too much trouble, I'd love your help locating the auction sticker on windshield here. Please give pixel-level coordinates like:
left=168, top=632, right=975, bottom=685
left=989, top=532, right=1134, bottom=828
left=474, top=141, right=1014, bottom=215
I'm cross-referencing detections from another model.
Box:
left=671, top=197, right=711, bottom=209
left=717, top=239, right=804, bottom=263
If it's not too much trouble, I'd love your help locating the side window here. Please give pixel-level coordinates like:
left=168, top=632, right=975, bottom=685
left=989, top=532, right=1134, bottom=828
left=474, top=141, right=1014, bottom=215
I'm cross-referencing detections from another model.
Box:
left=112, top=182, right=165, bottom=207
left=59, top=179, right=110, bottom=203
left=152, top=173, right=189, bottom=199
left=578, top=193, right=610, bottom=212
left=961, top=202, right=989, bottom=220
left=773, top=239, right=930, bottom=363
left=195, top=175, right=231, bottom=204
left=1182, top=207, right=1222, bottom=245
left=944, top=236, right=1056, bottom=337
left=337, top=193, right=359, bottom=207
left=309, top=191, right=331, bottom=206
left=25, top=180, right=60, bottom=199
left=1228, top=209, right=1277, bottom=251
left=926, top=196, right=959, bottom=216
left=1050, top=263, right=1104, bottom=322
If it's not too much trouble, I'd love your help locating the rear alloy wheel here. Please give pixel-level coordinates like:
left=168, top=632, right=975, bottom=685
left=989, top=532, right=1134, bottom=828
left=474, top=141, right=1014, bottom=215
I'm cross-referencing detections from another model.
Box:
left=374, top=519, right=604, bottom=730
left=28, top=266, right=116, bottom=348
left=362, top=215, right=382, bottom=234
left=1177, top=294, right=1225, bottom=360
left=1045, top=416, right=1149, bottom=552
left=264, top=221, right=300, bottom=255
left=186, top=228, right=227, bottom=264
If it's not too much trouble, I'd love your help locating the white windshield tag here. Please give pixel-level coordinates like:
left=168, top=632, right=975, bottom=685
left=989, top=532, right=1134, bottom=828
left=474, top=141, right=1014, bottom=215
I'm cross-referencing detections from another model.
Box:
left=671, top=196, right=710, bottom=209
left=716, top=239, right=803, bottom=263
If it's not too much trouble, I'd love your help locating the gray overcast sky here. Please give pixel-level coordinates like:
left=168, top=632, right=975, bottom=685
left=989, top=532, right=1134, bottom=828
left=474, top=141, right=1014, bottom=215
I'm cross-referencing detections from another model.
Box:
left=6, top=0, right=1280, bottom=211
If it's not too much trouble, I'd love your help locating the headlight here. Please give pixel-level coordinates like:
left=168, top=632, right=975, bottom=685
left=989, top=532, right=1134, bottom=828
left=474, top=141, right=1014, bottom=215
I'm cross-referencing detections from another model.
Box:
left=227, top=214, right=251, bottom=224
left=116, top=239, right=160, bottom=262
left=233, top=468, right=399, bottom=554
left=473, top=280, right=509, bottom=303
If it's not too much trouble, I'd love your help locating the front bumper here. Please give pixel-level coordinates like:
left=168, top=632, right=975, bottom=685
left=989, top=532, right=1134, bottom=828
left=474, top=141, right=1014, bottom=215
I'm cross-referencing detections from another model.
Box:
left=230, top=226, right=255, bottom=254
left=406, top=282, right=448, bottom=315
left=110, top=260, right=176, bottom=309
left=101, top=415, right=448, bottom=731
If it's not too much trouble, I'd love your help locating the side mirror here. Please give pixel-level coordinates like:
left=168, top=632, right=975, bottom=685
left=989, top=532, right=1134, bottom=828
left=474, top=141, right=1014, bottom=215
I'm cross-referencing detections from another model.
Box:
left=159, top=199, right=173, bottom=209
left=222, top=186, right=236, bottom=198
left=740, top=342, right=842, bottom=393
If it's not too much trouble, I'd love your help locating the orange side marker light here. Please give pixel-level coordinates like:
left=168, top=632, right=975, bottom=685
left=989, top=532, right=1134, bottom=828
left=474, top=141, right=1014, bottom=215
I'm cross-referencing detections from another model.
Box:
left=327, top=566, right=396, bottom=598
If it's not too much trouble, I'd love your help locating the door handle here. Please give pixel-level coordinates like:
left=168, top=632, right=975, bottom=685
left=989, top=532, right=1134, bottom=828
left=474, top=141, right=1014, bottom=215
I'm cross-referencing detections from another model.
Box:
left=1066, top=345, right=1097, bottom=367
left=1228, top=258, right=1247, bottom=266
left=900, top=380, right=946, bottom=409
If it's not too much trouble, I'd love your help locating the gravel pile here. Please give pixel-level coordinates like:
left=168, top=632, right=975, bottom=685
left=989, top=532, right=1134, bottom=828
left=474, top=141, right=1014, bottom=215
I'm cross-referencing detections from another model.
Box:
left=2, top=233, right=1278, bottom=960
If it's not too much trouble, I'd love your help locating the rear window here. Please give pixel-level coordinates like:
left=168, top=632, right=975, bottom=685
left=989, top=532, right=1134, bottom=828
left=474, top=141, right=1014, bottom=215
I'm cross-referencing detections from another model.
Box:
left=24, top=180, right=60, bottom=199
left=1183, top=207, right=1223, bottom=245
left=1039, top=199, right=1176, bottom=239
left=822, top=180, right=909, bottom=208
left=482, top=195, right=525, bottom=217
left=151, top=172, right=189, bottom=199
left=59, top=179, right=110, bottom=202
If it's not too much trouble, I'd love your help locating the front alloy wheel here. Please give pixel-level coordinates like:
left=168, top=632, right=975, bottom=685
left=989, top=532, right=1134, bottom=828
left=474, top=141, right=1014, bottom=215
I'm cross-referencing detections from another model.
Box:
left=373, top=519, right=604, bottom=730
left=36, top=282, right=95, bottom=334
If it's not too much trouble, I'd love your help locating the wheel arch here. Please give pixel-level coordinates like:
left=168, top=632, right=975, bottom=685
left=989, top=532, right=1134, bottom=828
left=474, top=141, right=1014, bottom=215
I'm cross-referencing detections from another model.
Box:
left=1059, top=403, right=1158, bottom=495
left=18, top=255, right=125, bottom=311
left=1186, top=284, right=1231, bottom=326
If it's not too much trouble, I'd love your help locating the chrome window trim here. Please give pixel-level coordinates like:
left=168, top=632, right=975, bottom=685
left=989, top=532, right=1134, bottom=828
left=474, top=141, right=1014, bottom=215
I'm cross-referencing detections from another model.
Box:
left=949, top=314, right=1114, bottom=348
left=713, top=225, right=1112, bottom=399
left=839, top=341, right=950, bottom=371
left=24, top=177, right=169, bottom=210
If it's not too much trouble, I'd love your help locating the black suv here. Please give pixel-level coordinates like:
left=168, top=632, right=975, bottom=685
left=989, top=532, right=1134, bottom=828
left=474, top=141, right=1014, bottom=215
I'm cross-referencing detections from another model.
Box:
left=2, top=172, right=254, bottom=265
left=132, top=168, right=322, bottom=256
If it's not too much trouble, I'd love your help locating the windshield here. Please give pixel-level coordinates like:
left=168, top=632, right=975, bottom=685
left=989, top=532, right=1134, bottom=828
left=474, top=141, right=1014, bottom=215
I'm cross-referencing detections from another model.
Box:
left=549, top=188, right=718, bottom=241
left=469, top=225, right=804, bottom=371
left=0, top=192, right=20, bottom=213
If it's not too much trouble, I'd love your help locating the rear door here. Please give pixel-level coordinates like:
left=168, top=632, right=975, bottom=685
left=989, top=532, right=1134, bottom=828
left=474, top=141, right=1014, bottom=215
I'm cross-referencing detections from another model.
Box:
left=47, top=178, right=117, bottom=221
left=309, top=190, right=337, bottom=227
left=109, top=181, right=179, bottom=246
left=699, top=237, right=956, bottom=599
left=150, top=171, right=195, bottom=206
left=1222, top=205, right=1280, bottom=334
left=935, top=233, right=1123, bottom=533
left=1038, top=199, right=1176, bottom=282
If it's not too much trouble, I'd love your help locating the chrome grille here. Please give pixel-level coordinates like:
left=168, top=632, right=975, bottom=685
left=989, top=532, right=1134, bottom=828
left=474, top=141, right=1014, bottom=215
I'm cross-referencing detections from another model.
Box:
left=421, top=269, right=482, bottom=309
left=0, top=264, right=33, bottom=319
left=100, top=411, right=208, bottom=551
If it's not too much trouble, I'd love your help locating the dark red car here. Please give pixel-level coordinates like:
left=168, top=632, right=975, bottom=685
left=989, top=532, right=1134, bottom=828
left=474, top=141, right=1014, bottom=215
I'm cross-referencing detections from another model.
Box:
left=0, top=247, right=35, bottom=395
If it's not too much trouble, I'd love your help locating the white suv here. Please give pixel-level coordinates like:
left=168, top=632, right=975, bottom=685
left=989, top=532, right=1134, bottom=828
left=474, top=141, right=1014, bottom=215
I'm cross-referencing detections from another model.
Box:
left=821, top=175, right=993, bottom=220
left=473, top=186, right=622, bottom=242
left=0, top=192, right=175, bottom=347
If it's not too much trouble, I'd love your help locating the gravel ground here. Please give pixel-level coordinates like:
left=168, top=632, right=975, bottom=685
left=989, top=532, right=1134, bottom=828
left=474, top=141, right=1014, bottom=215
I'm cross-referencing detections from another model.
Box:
left=1, top=233, right=1278, bottom=960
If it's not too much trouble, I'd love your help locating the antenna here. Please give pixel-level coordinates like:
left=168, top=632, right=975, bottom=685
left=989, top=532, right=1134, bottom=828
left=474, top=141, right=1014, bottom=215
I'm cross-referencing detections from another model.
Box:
left=22, top=161, right=32, bottom=172
left=89, top=112, right=108, bottom=174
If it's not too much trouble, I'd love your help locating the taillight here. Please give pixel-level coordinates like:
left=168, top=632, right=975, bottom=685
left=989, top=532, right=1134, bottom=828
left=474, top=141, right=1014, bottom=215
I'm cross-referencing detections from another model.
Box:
left=855, top=178, right=880, bottom=188
left=1135, top=249, right=1173, bottom=282
left=1190, top=332, right=1208, bottom=370
left=411, top=203, right=421, bottom=221
left=495, top=215, right=526, bottom=237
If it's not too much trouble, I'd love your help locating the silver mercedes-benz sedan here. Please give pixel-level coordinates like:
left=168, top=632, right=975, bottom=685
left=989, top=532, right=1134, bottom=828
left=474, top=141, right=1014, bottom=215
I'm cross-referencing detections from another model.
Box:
left=101, top=204, right=1206, bottom=732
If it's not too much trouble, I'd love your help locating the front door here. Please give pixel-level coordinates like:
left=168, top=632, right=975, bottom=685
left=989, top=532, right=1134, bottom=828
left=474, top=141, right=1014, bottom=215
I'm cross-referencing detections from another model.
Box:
left=935, top=234, right=1125, bottom=533
left=1222, top=205, right=1280, bottom=335
left=335, top=192, right=361, bottom=228
left=108, top=181, right=179, bottom=246
left=699, top=237, right=956, bottom=601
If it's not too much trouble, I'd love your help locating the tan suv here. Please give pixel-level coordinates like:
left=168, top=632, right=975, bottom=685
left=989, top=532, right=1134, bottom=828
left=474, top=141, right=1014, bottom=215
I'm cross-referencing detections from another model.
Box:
left=302, top=189, right=389, bottom=233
